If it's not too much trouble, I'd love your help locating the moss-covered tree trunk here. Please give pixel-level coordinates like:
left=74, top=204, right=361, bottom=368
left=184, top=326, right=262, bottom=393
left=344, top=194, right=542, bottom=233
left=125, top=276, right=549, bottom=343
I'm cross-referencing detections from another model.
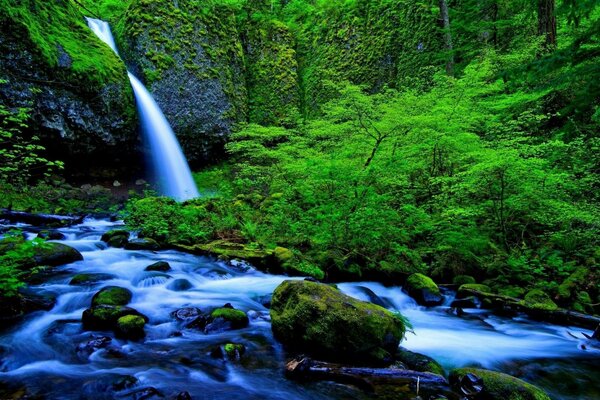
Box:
left=537, top=0, right=557, bottom=49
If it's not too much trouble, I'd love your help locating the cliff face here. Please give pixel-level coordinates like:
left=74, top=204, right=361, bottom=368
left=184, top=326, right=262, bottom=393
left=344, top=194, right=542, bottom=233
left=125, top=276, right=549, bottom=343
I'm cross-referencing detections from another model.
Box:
left=117, top=0, right=248, bottom=167
left=0, top=0, right=440, bottom=174
left=0, top=0, right=138, bottom=177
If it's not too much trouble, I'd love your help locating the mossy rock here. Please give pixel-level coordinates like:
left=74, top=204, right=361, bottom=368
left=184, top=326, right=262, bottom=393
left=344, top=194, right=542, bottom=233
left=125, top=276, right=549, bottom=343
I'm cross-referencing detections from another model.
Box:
left=223, top=343, right=246, bottom=360
left=453, top=275, right=476, bottom=285
left=115, top=315, right=146, bottom=340
left=270, top=280, right=406, bottom=365
left=31, top=243, right=83, bottom=267
left=457, top=284, right=492, bottom=298
left=208, top=307, right=249, bottom=330
left=101, top=230, right=130, bottom=243
left=449, top=368, right=551, bottom=400
left=273, top=247, right=294, bottom=264
left=498, top=286, right=527, bottom=298
left=395, top=348, right=444, bottom=376
left=144, top=261, right=171, bottom=272
left=36, top=230, right=66, bottom=240
left=124, top=238, right=160, bottom=251
left=91, top=286, right=132, bottom=307
left=404, top=273, right=443, bottom=306
left=175, top=240, right=273, bottom=269
left=69, top=273, right=115, bottom=285
left=520, top=290, right=558, bottom=311
left=557, top=267, right=588, bottom=300
left=82, top=305, right=146, bottom=331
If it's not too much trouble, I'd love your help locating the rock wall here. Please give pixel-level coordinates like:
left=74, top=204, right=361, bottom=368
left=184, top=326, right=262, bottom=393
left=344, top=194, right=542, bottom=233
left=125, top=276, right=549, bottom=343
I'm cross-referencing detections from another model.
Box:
left=0, top=0, right=138, bottom=177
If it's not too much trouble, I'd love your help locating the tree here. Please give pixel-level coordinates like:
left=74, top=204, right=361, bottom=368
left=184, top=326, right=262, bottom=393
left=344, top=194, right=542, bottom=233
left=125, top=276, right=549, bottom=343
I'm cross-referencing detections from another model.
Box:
left=537, top=0, right=557, bottom=49
left=439, top=0, right=455, bottom=75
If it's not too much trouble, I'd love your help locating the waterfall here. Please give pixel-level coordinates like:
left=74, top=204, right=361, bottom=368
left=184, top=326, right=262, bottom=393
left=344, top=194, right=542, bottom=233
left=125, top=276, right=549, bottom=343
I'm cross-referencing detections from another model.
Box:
left=86, top=18, right=199, bottom=201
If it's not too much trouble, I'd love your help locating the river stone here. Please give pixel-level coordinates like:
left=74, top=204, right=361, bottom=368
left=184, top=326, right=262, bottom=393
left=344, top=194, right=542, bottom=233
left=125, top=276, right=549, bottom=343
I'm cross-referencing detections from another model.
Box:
left=91, top=286, right=132, bottom=307
left=205, top=306, right=249, bottom=333
left=449, top=368, right=551, bottom=400
left=270, top=280, right=406, bottom=364
left=167, top=279, right=193, bottom=291
left=82, top=305, right=147, bottom=331
left=101, top=230, right=130, bottom=242
left=395, top=348, right=444, bottom=376
left=19, top=242, right=83, bottom=267
left=36, top=230, right=66, bottom=240
left=125, top=238, right=160, bottom=251
left=144, top=261, right=171, bottom=272
left=404, top=273, right=444, bottom=306
left=70, top=273, right=115, bottom=285
left=115, top=315, right=146, bottom=340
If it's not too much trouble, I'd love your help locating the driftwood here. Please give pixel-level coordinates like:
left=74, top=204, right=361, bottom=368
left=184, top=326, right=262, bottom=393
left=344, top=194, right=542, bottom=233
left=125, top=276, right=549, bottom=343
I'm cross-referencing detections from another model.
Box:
left=459, top=288, right=600, bottom=330
left=0, top=209, right=84, bottom=227
left=285, top=357, right=457, bottom=398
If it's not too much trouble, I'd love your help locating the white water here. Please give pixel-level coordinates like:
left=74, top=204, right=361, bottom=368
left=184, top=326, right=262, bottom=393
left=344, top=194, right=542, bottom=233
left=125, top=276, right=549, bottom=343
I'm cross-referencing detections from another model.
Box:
left=86, top=18, right=199, bottom=201
left=0, top=219, right=598, bottom=399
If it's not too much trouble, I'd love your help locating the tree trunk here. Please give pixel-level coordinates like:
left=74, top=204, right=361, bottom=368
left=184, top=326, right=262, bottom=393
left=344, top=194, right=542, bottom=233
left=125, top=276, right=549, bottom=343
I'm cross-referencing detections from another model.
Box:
left=439, top=0, right=455, bottom=75
left=537, top=0, right=557, bottom=48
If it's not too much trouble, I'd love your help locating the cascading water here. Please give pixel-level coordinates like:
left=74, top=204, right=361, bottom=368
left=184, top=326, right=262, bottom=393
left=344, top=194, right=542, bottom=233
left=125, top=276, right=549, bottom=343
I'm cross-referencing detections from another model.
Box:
left=86, top=18, right=199, bottom=201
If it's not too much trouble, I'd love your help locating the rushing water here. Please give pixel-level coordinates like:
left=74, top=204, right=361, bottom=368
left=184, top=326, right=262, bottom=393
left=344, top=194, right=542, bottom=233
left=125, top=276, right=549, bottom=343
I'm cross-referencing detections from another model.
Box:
left=86, top=18, right=199, bottom=201
left=0, top=219, right=598, bottom=399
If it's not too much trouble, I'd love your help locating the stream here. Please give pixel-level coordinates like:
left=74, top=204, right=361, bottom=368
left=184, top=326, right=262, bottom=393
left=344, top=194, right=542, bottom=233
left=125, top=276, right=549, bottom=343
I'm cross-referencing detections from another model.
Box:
left=0, top=218, right=598, bottom=399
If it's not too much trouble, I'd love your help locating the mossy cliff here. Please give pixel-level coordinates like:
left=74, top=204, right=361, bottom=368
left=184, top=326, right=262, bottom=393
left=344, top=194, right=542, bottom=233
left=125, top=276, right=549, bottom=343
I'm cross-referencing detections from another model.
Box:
left=0, top=0, right=137, bottom=176
left=117, top=0, right=248, bottom=166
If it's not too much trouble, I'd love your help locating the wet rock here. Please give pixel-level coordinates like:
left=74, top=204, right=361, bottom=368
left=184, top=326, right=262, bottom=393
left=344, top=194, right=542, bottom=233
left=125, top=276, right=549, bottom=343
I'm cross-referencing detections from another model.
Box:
left=125, top=238, right=160, bottom=251
left=0, top=209, right=83, bottom=227
left=270, top=280, right=406, bottom=364
left=223, top=343, right=246, bottom=360
left=111, top=375, right=139, bottom=392
left=394, top=348, right=444, bottom=376
left=69, top=273, right=115, bottom=285
left=176, top=391, right=192, bottom=400
left=167, top=279, right=193, bottom=291
left=76, top=336, right=112, bottom=355
left=449, top=368, right=551, bottom=400
left=404, top=273, right=444, bottom=306
left=101, top=230, right=130, bottom=243
left=457, top=284, right=492, bottom=298
left=82, top=305, right=147, bottom=331
left=204, top=306, right=249, bottom=333
left=355, top=286, right=394, bottom=308
left=450, top=296, right=479, bottom=309
left=145, top=261, right=171, bottom=272
left=36, top=230, right=66, bottom=240
left=127, top=386, right=163, bottom=400
left=30, top=242, right=83, bottom=267
left=172, top=307, right=207, bottom=330
left=452, top=275, right=476, bottom=285
left=115, top=315, right=146, bottom=340
left=92, top=286, right=132, bottom=307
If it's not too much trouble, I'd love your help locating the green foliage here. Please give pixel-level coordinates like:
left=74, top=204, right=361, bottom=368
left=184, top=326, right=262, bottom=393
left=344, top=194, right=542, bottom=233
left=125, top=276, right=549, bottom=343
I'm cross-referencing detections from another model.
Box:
left=0, top=232, right=49, bottom=298
left=0, top=106, right=63, bottom=187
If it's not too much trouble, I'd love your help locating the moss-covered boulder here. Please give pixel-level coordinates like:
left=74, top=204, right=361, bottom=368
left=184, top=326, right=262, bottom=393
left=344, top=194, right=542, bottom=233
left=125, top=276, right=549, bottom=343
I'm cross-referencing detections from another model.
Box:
left=31, top=243, right=83, bottom=267
left=115, top=315, right=146, bottom=340
left=404, top=273, right=444, bottom=306
left=205, top=305, right=249, bottom=333
left=175, top=240, right=273, bottom=269
left=270, top=280, right=406, bottom=364
left=449, top=368, right=551, bottom=400
left=395, top=348, right=444, bottom=376
left=520, top=289, right=558, bottom=311
left=0, top=0, right=137, bottom=177
left=69, top=273, right=115, bottom=285
left=457, top=284, right=493, bottom=298
left=91, top=286, right=132, bottom=307
left=453, top=275, right=476, bottom=286
left=36, top=230, right=66, bottom=240
left=144, top=261, right=171, bottom=272
left=101, top=230, right=130, bottom=248
left=82, top=305, right=147, bottom=331
left=124, top=238, right=160, bottom=251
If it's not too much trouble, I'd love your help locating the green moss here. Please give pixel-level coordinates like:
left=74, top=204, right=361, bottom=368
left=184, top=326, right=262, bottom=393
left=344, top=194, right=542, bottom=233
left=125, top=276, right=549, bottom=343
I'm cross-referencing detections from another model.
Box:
left=406, top=273, right=440, bottom=295
left=223, top=343, right=245, bottom=359
left=449, top=368, right=551, bottom=400
left=395, top=348, right=444, bottom=376
left=498, top=286, right=527, bottom=298
left=101, top=230, right=130, bottom=242
left=458, top=283, right=492, bottom=294
left=211, top=307, right=249, bottom=329
left=92, top=286, right=132, bottom=307
left=116, top=314, right=146, bottom=339
left=557, top=267, right=588, bottom=300
left=520, top=289, right=558, bottom=311
left=270, top=280, right=406, bottom=364
left=453, top=275, right=476, bottom=285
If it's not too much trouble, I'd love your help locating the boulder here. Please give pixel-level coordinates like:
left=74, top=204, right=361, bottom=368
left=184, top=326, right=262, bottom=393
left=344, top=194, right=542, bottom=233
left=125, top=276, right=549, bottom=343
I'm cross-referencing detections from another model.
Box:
left=520, top=289, right=558, bottom=311
left=404, top=273, right=444, bottom=306
left=69, top=273, right=115, bottom=285
left=449, top=368, right=551, bottom=400
left=36, top=230, right=66, bottom=240
left=144, top=261, right=171, bottom=272
left=167, top=279, right=193, bottom=291
left=205, top=306, right=249, bottom=333
left=125, top=238, right=160, bottom=251
left=82, top=305, right=147, bottom=331
left=394, top=348, right=445, bottom=376
left=115, top=315, right=146, bottom=340
left=101, top=230, right=130, bottom=248
left=30, top=242, right=83, bottom=267
left=91, top=286, right=132, bottom=307
left=270, top=280, right=406, bottom=364
left=452, top=275, right=476, bottom=285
